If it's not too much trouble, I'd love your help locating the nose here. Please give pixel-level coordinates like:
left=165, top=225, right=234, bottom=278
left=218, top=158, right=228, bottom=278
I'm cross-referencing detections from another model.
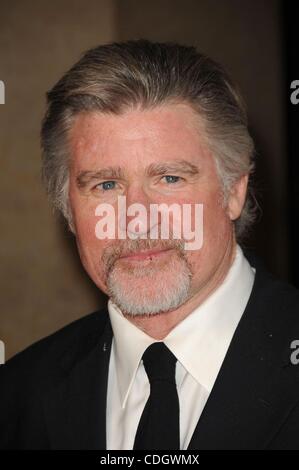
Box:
left=118, top=183, right=158, bottom=238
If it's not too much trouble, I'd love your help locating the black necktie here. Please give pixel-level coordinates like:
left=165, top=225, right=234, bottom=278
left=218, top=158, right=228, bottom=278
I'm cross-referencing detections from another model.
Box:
left=133, top=342, right=180, bottom=450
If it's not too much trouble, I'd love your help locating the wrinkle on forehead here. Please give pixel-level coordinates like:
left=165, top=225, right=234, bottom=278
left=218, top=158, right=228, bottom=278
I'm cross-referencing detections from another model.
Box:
left=69, top=103, right=211, bottom=172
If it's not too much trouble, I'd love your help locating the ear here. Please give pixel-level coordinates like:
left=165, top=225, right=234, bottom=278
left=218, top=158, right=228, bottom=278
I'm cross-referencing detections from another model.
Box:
left=227, top=174, right=249, bottom=221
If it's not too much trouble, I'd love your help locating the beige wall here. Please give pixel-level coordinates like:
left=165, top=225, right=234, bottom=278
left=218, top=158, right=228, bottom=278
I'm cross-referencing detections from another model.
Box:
left=0, top=0, right=116, bottom=359
left=0, top=0, right=288, bottom=360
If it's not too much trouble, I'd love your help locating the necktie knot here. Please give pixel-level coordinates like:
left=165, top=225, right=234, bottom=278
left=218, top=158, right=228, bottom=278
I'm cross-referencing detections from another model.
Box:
left=134, top=341, right=180, bottom=449
left=142, top=342, right=177, bottom=384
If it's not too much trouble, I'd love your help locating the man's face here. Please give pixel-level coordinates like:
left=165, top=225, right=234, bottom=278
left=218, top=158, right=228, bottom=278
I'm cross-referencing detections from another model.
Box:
left=68, top=103, right=245, bottom=316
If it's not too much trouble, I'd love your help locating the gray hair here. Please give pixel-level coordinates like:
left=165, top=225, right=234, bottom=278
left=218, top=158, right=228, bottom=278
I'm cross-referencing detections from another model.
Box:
left=41, top=39, right=256, bottom=239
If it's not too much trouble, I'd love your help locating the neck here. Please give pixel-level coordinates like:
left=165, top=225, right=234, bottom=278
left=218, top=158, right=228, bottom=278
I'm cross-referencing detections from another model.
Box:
left=123, top=239, right=237, bottom=340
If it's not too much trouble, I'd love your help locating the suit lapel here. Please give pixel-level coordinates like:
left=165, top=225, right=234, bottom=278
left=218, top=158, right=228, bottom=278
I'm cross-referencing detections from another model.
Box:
left=188, top=266, right=299, bottom=450
left=43, top=314, right=113, bottom=450
left=42, top=265, right=299, bottom=450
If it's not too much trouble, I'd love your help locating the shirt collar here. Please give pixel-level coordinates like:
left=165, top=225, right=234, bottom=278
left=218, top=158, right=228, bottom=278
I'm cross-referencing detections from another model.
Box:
left=108, top=301, right=155, bottom=409
left=108, top=244, right=255, bottom=408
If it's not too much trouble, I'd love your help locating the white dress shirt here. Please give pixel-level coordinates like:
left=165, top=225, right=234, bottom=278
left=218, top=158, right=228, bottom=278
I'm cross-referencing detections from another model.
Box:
left=106, top=245, right=255, bottom=450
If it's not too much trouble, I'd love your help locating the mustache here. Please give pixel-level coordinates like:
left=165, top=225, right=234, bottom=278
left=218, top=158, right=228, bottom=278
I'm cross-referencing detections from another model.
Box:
left=101, top=237, right=185, bottom=274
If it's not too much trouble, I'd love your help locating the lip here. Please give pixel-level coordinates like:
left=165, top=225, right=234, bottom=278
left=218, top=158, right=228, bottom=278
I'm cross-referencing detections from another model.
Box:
left=119, top=248, right=173, bottom=261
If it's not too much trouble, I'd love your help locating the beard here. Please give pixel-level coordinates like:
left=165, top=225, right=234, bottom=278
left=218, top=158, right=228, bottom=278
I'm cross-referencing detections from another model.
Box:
left=101, top=237, right=193, bottom=316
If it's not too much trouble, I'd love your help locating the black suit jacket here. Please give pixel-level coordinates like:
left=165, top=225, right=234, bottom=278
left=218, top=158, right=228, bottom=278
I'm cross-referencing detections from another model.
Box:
left=1, top=260, right=299, bottom=450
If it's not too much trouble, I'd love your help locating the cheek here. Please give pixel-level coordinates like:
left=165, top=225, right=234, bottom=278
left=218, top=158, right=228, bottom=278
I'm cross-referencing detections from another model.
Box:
left=186, top=194, right=231, bottom=263
left=71, top=193, right=100, bottom=240
left=75, top=223, right=109, bottom=293
left=202, top=190, right=230, bottom=232
left=75, top=217, right=100, bottom=264
left=72, top=202, right=104, bottom=265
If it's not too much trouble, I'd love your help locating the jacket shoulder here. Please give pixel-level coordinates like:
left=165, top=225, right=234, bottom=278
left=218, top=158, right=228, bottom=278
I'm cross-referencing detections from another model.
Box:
left=0, top=307, right=109, bottom=384
left=0, top=307, right=110, bottom=449
left=245, top=262, right=299, bottom=351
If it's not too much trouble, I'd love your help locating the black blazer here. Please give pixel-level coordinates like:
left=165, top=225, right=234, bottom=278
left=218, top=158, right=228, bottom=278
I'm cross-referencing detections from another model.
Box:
left=1, top=260, right=299, bottom=450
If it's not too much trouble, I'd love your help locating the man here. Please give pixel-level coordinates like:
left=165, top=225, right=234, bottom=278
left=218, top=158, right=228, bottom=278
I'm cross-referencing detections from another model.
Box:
left=1, top=39, right=299, bottom=450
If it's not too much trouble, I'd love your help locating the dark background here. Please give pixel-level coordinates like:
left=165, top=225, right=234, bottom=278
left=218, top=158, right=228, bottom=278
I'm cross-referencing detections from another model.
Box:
left=284, top=1, right=299, bottom=288
left=0, top=0, right=298, bottom=359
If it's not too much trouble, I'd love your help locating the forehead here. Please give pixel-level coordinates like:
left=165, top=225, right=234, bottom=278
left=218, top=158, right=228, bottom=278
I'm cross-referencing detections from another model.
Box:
left=69, top=103, right=210, bottom=168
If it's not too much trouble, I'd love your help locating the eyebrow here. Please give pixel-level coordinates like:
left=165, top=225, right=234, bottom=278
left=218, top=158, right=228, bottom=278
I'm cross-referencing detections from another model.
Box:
left=145, top=160, right=200, bottom=177
left=76, top=167, right=125, bottom=188
left=76, top=160, right=200, bottom=188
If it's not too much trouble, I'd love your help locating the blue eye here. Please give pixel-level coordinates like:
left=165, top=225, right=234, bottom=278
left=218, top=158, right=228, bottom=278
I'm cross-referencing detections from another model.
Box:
left=98, top=181, right=116, bottom=191
left=163, top=175, right=181, bottom=184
